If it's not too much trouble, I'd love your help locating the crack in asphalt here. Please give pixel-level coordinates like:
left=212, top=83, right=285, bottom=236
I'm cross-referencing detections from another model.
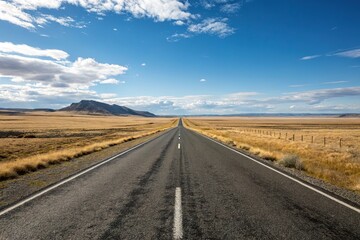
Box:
left=100, top=131, right=176, bottom=239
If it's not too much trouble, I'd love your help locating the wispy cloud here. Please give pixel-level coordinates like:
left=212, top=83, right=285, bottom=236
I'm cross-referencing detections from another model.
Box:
left=322, top=81, right=348, bottom=85
left=141, top=63, right=146, bottom=67
left=302, top=48, right=360, bottom=60
left=188, top=18, right=235, bottom=37
left=200, top=78, right=206, bottom=82
left=220, top=3, right=242, bottom=14
left=273, top=87, right=360, bottom=105
left=0, top=42, right=69, bottom=60
left=300, top=55, right=321, bottom=60
left=289, top=84, right=307, bottom=88
left=333, top=49, right=360, bottom=58
left=166, top=33, right=191, bottom=42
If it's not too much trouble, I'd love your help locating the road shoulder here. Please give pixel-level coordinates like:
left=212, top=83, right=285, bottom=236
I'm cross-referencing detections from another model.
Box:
left=0, top=130, right=170, bottom=209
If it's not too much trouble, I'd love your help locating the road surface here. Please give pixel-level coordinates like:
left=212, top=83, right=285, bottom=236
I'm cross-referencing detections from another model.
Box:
left=0, top=120, right=359, bottom=239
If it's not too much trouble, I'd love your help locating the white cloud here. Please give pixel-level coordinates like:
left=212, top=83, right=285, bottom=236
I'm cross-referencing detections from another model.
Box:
left=267, top=87, right=360, bottom=105
left=174, top=20, right=185, bottom=26
left=333, top=49, right=360, bottom=58
left=99, top=87, right=360, bottom=114
left=0, top=42, right=69, bottom=60
left=0, top=0, right=193, bottom=30
left=0, top=1, right=85, bottom=29
left=300, top=55, right=321, bottom=60
left=119, top=0, right=191, bottom=21
left=0, top=42, right=127, bottom=91
left=0, top=0, right=35, bottom=29
left=188, top=18, right=235, bottom=37
left=11, top=0, right=63, bottom=10
left=200, top=78, right=206, bottom=82
left=36, top=14, right=76, bottom=27
left=166, top=33, right=191, bottom=42
left=322, top=81, right=348, bottom=85
left=220, top=3, right=242, bottom=13
left=113, top=28, right=117, bottom=31
left=141, top=63, right=146, bottom=66
left=99, top=78, right=120, bottom=84
left=289, top=84, right=306, bottom=88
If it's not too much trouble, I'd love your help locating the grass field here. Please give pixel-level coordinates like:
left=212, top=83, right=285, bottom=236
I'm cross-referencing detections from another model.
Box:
left=183, top=117, right=360, bottom=192
left=0, top=111, right=177, bottom=180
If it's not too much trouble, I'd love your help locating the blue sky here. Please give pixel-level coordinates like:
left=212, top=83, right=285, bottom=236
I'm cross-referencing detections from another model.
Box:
left=0, top=0, right=359, bottom=114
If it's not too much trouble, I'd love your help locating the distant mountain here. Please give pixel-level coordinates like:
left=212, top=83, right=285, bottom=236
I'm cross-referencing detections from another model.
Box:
left=338, top=114, right=360, bottom=118
left=59, top=100, right=156, bottom=117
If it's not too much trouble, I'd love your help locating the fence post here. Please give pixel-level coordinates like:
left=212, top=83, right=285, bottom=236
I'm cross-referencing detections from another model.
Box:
left=301, top=135, right=303, bottom=141
left=293, top=134, right=295, bottom=141
left=311, top=136, right=314, bottom=143
left=324, top=137, right=326, bottom=146
left=285, top=133, right=287, bottom=140
left=340, top=138, right=342, bottom=148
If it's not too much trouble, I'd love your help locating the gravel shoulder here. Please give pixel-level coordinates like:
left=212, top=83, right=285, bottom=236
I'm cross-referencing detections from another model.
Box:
left=0, top=130, right=170, bottom=209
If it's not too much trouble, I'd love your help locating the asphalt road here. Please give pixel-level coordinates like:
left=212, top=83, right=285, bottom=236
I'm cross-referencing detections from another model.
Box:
left=0, top=120, right=359, bottom=239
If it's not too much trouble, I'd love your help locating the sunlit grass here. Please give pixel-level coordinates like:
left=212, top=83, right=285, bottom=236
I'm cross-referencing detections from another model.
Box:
left=0, top=112, right=177, bottom=180
left=183, top=117, right=360, bottom=192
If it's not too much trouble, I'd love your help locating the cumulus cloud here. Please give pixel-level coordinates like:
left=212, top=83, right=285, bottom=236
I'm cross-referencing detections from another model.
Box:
left=0, top=42, right=69, bottom=60
left=0, top=42, right=127, bottom=95
left=0, top=0, right=192, bottom=30
left=99, top=87, right=360, bottom=114
left=188, top=18, right=235, bottom=37
left=200, top=78, right=206, bottom=82
left=0, top=0, right=84, bottom=29
left=0, top=0, right=35, bottom=29
left=141, top=63, right=146, bottom=66
left=1, top=78, right=359, bottom=113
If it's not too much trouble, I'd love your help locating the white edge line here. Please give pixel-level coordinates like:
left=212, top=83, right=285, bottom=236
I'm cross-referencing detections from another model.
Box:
left=173, top=187, right=183, bottom=239
left=178, top=143, right=181, bottom=149
left=197, top=131, right=360, bottom=214
left=0, top=128, right=176, bottom=217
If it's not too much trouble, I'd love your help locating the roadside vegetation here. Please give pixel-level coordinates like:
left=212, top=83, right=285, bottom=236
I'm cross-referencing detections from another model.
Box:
left=183, top=117, right=360, bottom=192
left=0, top=111, right=177, bottom=180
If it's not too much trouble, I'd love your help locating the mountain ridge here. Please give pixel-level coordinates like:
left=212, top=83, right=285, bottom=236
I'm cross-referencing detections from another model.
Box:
left=59, top=100, right=155, bottom=117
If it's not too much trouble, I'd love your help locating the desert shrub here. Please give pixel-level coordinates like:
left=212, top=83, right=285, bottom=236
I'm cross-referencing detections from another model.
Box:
left=280, top=154, right=304, bottom=170
left=23, top=134, right=36, bottom=138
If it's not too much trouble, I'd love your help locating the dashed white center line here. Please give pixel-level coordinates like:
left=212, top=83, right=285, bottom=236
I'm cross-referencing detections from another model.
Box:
left=173, top=187, right=183, bottom=240
left=178, top=143, right=181, bottom=149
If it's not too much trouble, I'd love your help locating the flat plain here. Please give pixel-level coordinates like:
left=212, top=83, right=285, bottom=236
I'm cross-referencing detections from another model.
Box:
left=184, top=117, right=360, bottom=192
left=0, top=111, right=177, bottom=180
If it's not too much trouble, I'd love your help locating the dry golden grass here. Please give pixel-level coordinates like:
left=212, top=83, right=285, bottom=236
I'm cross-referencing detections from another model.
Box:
left=183, top=117, right=360, bottom=192
left=0, top=111, right=177, bottom=180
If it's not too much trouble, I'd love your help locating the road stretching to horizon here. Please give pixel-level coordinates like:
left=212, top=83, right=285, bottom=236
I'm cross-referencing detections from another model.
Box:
left=0, top=120, right=359, bottom=239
